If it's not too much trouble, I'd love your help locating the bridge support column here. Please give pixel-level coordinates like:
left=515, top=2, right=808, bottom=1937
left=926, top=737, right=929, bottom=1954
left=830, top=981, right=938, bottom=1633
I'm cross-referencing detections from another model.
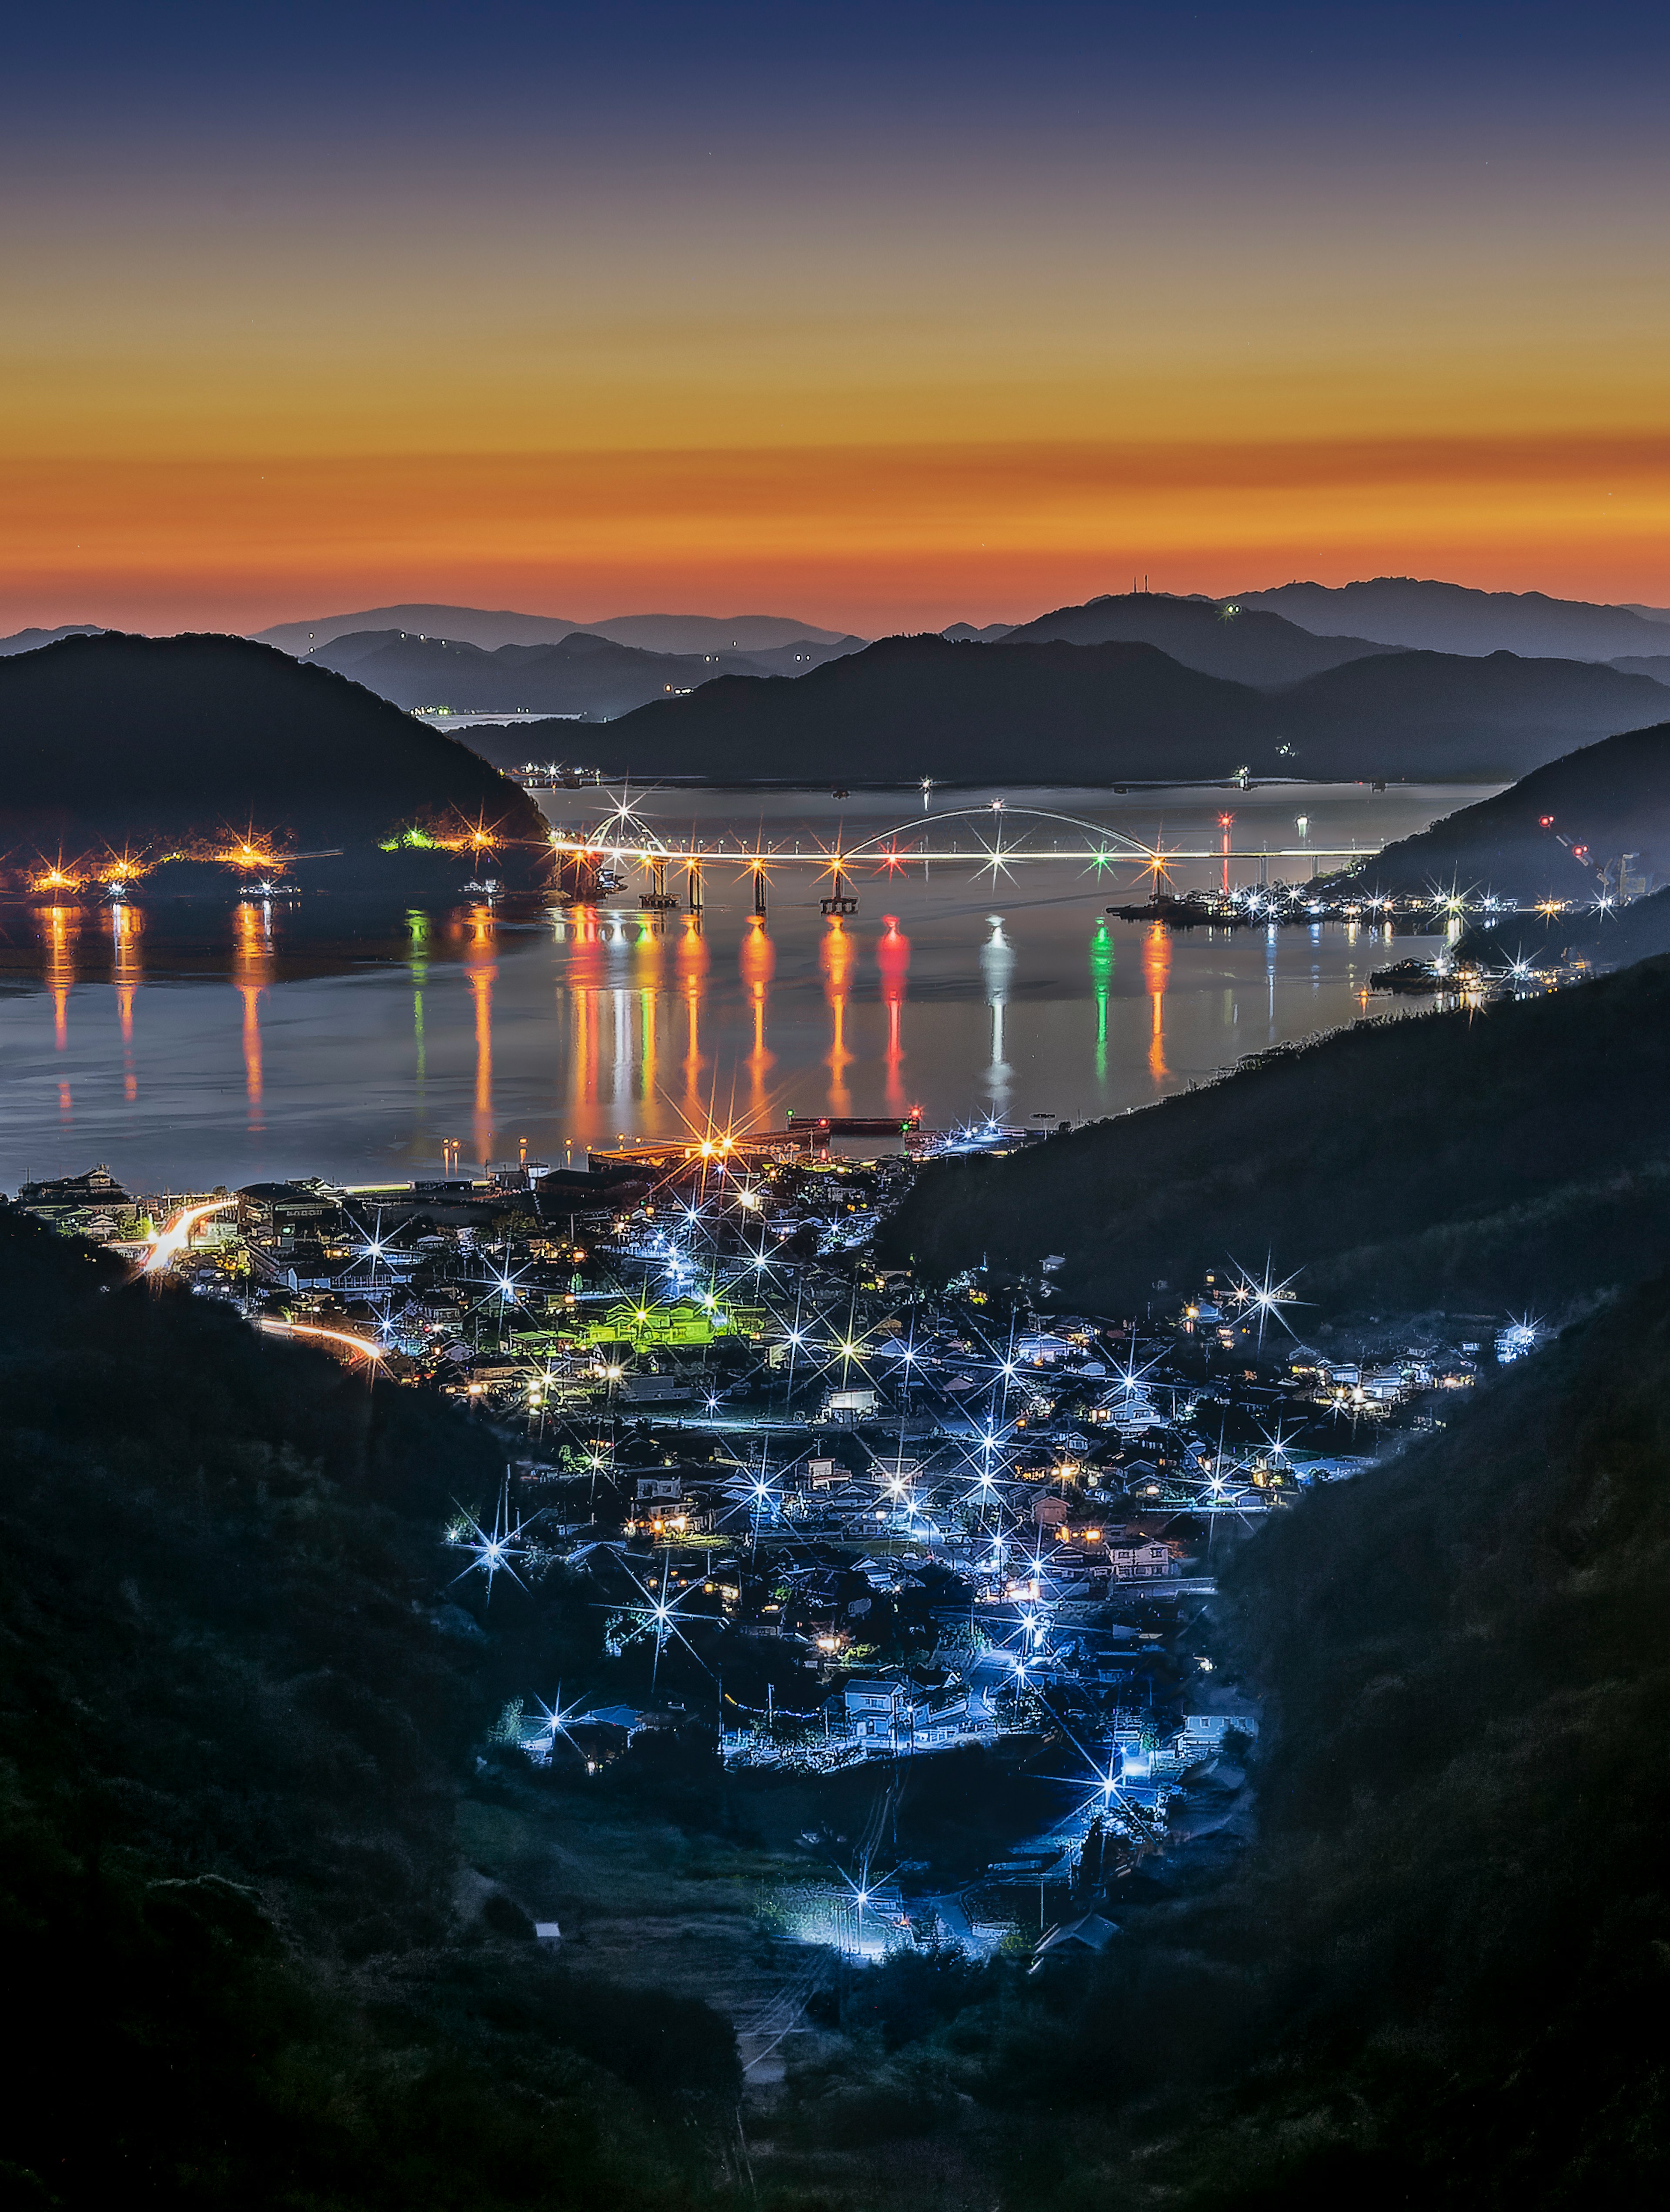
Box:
left=638, top=859, right=678, bottom=911
left=821, top=867, right=858, bottom=916
left=688, top=861, right=703, bottom=914
left=753, top=868, right=767, bottom=916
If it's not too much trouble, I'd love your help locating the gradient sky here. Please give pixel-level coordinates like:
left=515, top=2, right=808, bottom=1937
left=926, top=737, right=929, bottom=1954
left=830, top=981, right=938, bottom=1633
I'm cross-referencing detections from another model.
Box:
left=5, top=0, right=1669, bottom=634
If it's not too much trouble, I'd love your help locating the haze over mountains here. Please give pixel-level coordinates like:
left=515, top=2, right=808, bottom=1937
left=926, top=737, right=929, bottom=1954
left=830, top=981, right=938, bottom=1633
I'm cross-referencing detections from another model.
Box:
left=304, top=625, right=863, bottom=721
left=1234, top=576, right=1670, bottom=660
left=0, top=621, right=106, bottom=657
left=251, top=604, right=855, bottom=656
left=6, top=577, right=1670, bottom=789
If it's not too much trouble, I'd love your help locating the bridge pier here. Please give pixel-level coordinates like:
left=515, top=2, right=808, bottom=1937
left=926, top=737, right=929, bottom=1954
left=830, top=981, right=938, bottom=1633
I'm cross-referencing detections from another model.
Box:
left=753, top=867, right=768, bottom=916
left=821, top=866, right=858, bottom=917
left=688, top=860, right=704, bottom=914
left=640, top=860, right=678, bottom=911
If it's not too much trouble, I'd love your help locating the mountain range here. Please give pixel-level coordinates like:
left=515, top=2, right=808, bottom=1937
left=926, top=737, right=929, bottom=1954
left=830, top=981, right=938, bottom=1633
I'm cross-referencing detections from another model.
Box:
left=998, top=590, right=1394, bottom=682
left=576, top=630, right=1668, bottom=784
left=250, top=604, right=855, bottom=656
left=10, top=577, right=1670, bottom=671
left=303, top=625, right=863, bottom=720
left=0, top=622, right=106, bottom=657
left=1235, top=576, right=1670, bottom=660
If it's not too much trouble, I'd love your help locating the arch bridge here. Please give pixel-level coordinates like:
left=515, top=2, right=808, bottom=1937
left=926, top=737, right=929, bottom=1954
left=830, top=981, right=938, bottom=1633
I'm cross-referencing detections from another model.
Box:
left=543, top=797, right=1378, bottom=912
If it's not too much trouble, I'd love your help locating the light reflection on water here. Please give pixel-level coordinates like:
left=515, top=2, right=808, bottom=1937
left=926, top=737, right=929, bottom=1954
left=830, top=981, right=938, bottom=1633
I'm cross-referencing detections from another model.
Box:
left=0, top=782, right=1470, bottom=1190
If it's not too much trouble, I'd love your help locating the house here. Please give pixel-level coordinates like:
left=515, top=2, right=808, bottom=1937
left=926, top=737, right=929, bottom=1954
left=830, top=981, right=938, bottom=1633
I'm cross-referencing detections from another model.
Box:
left=237, top=1178, right=343, bottom=1248
left=619, top=1374, right=694, bottom=1404
left=825, top=1387, right=880, bottom=1421
left=1029, top=1913, right=1120, bottom=1972
left=1108, top=1542, right=1173, bottom=1581
left=1176, top=1710, right=1259, bottom=1759
left=838, top=1677, right=927, bottom=1739
left=15, top=1164, right=149, bottom=1243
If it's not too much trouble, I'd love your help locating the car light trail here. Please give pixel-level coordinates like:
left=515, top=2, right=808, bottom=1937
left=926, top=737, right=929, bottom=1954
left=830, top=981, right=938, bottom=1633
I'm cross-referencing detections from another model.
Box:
left=258, top=1319, right=387, bottom=1363
left=143, top=1196, right=236, bottom=1274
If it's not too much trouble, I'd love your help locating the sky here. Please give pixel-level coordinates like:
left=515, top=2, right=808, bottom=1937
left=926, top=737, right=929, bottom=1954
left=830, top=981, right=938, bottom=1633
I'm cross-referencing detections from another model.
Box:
left=4, top=0, right=1670, bottom=636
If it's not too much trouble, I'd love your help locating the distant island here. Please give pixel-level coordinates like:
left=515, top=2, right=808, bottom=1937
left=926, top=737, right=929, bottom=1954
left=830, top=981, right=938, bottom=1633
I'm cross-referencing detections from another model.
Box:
left=582, top=624, right=1667, bottom=786
left=303, top=624, right=862, bottom=720
left=0, top=631, right=554, bottom=894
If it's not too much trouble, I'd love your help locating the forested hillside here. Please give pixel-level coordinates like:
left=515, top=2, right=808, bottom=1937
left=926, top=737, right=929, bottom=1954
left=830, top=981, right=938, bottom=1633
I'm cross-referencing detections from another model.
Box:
left=879, top=952, right=1670, bottom=1323
left=0, top=1209, right=737, bottom=2210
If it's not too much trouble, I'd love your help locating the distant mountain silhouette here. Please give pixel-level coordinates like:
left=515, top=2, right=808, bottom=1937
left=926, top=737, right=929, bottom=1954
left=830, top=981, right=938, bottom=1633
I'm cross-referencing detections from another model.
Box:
left=941, top=620, right=1015, bottom=642
left=1345, top=719, right=1670, bottom=903
left=0, top=632, right=550, bottom=885
left=1002, top=589, right=1391, bottom=682
left=587, top=632, right=1668, bottom=784
left=253, top=603, right=856, bottom=656
left=1262, top=649, right=1666, bottom=777
left=598, top=635, right=1278, bottom=782
left=590, top=612, right=859, bottom=654
left=0, top=622, right=106, bottom=657
left=1608, top=654, right=1670, bottom=682
left=305, top=627, right=861, bottom=718
left=1236, top=576, right=1670, bottom=661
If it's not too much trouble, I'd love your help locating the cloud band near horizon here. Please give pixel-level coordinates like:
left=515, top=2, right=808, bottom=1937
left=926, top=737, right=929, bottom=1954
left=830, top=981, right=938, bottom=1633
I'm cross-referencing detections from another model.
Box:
left=4, top=1, right=1668, bottom=632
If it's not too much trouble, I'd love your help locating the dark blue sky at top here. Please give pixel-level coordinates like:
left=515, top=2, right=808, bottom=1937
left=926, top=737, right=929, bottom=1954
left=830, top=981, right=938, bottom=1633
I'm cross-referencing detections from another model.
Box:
left=9, top=0, right=1670, bottom=150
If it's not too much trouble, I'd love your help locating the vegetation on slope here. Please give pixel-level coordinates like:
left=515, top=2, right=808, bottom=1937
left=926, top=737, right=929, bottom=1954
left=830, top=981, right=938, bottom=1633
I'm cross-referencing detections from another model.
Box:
left=0, top=1209, right=738, bottom=2211
left=878, top=952, right=1670, bottom=1324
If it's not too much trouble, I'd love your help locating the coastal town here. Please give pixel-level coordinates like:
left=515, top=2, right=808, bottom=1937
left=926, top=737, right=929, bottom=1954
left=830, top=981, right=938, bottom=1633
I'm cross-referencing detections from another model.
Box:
left=11, top=1127, right=1530, bottom=1951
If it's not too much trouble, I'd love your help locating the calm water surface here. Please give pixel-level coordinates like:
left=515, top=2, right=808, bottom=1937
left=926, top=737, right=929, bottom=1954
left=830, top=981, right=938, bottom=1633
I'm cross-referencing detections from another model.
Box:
left=0, top=782, right=1478, bottom=1190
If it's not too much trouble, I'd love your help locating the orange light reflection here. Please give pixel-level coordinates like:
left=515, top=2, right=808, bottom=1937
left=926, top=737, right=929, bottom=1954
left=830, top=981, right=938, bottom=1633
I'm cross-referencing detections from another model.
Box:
left=1144, top=922, right=1172, bottom=1081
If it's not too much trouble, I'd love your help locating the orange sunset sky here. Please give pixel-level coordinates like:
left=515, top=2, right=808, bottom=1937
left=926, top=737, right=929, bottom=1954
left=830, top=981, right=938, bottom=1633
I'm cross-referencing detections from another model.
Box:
left=5, top=3, right=1668, bottom=635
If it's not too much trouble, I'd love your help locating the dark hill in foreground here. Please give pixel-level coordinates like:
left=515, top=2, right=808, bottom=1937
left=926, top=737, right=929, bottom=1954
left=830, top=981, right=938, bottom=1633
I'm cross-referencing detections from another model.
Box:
left=879, top=952, right=1670, bottom=1322
left=1173, top=1272, right=1670, bottom=2205
left=0, top=631, right=551, bottom=888
left=0, top=1207, right=737, bottom=2209
left=1333, top=717, right=1670, bottom=902
left=598, top=630, right=1666, bottom=784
